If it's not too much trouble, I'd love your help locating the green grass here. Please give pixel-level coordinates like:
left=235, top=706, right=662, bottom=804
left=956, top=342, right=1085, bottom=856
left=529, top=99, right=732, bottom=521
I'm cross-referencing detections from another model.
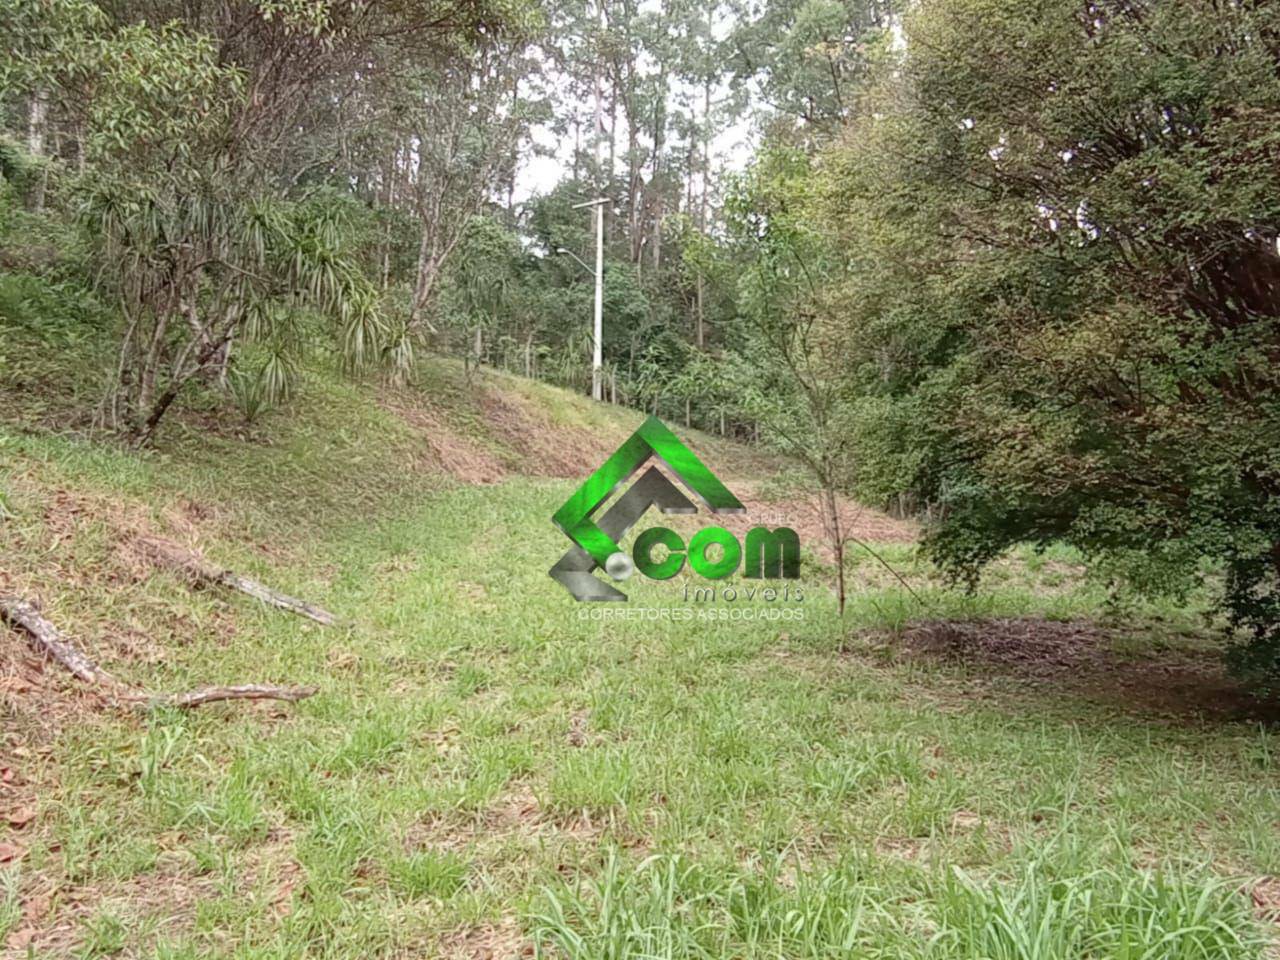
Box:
left=0, top=360, right=1276, bottom=957
left=0, top=869, right=20, bottom=942
left=530, top=851, right=1269, bottom=959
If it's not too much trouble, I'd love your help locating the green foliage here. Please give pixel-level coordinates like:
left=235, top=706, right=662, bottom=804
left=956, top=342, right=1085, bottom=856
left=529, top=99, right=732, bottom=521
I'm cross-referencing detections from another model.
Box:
left=230, top=347, right=296, bottom=424
left=441, top=216, right=524, bottom=347
left=728, top=0, right=896, bottom=131
left=0, top=0, right=107, bottom=91
left=0, top=0, right=542, bottom=442
left=722, top=146, right=850, bottom=464
left=929, top=864, right=1266, bottom=959
left=0, top=272, right=112, bottom=418
left=2, top=369, right=1279, bottom=952
left=808, top=0, right=1280, bottom=685
left=78, top=169, right=390, bottom=439
left=0, top=869, right=18, bottom=942
left=81, top=21, right=242, bottom=167
left=387, top=850, right=469, bottom=901
left=0, top=136, right=40, bottom=196
left=431, top=204, right=709, bottom=409
left=0, top=271, right=104, bottom=334
left=532, top=852, right=1268, bottom=959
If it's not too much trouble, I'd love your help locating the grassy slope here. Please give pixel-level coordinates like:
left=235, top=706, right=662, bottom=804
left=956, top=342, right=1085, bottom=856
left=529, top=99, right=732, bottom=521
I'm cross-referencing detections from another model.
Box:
left=0, top=353, right=1277, bottom=957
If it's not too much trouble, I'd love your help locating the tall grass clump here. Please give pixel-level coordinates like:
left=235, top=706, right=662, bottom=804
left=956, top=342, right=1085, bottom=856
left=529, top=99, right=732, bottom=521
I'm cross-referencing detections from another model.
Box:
left=529, top=853, right=1267, bottom=960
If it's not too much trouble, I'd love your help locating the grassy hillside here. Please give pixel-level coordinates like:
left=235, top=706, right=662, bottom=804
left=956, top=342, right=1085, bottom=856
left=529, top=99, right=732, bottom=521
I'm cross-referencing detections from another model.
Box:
left=0, top=346, right=1278, bottom=956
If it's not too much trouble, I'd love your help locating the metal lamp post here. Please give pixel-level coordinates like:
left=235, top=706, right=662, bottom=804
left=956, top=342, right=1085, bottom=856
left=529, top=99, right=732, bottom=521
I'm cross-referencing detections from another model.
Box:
left=569, top=197, right=609, bottom=402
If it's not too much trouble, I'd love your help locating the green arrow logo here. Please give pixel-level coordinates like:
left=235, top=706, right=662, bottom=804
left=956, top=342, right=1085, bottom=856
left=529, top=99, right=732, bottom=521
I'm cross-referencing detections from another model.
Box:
left=550, top=416, right=745, bottom=600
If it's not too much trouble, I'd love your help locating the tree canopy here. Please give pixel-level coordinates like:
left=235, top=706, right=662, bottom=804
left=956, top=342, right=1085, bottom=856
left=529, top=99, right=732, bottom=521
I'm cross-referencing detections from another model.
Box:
left=3, top=0, right=1280, bottom=684
left=809, top=0, right=1280, bottom=683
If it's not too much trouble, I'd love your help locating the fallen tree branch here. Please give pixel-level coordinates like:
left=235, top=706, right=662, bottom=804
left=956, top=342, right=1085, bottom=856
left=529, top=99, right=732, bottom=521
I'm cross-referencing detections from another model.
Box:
left=135, top=536, right=336, bottom=626
left=125, top=683, right=319, bottom=710
left=2, top=595, right=318, bottom=711
left=216, top=571, right=336, bottom=625
left=0, top=596, right=111, bottom=684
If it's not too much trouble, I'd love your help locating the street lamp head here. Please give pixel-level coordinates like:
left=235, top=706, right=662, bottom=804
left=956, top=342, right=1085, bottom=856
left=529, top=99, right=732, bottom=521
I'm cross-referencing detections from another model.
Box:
left=554, top=246, right=593, bottom=276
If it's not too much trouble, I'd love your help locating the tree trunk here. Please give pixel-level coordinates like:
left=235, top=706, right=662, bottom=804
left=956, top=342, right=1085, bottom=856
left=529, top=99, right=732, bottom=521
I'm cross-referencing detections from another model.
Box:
left=626, top=60, right=642, bottom=263
left=594, top=0, right=607, bottom=189
left=26, top=89, right=47, bottom=212
left=650, top=67, right=666, bottom=272
left=695, top=65, right=711, bottom=350
left=608, top=69, right=618, bottom=199
left=822, top=484, right=846, bottom=615
left=573, top=114, right=581, bottom=181
left=132, top=324, right=234, bottom=447
left=133, top=309, right=170, bottom=430
left=696, top=274, right=705, bottom=349
left=409, top=226, right=442, bottom=332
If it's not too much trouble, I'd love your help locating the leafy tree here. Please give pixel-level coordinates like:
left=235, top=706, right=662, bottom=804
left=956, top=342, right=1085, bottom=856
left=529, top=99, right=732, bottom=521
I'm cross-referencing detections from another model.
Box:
left=438, top=215, right=524, bottom=377
left=816, top=0, right=1280, bottom=684
left=726, top=145, right=864, bottom=612
left=395, top=45, right=545, bottom=337
left=729, top=0, right=897, bottom=132
left=1, top=0, right=538, bottom=441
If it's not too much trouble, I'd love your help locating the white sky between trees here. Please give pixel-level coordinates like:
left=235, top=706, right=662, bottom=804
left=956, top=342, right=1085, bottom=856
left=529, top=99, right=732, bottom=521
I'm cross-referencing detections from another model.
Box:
left=512, top=11, right=907, bottom=207
left=512, top=0, right=756, bottom=206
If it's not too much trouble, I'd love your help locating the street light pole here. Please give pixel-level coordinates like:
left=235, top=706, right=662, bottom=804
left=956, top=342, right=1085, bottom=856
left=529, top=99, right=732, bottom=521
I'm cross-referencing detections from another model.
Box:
left=592, top=200, right=604, bottom=402
left=571, top=197, right=609, bottom=402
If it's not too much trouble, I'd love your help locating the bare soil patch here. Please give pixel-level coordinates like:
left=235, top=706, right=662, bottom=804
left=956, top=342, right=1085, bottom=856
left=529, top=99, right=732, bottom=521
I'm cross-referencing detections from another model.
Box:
left=701, top=482, right=917, bottom=561
left=1252, top=875, right=1280, bottom=924
left=438, top=917, right=531, bottom=959
left=886, top=618, right=1280, bottom=723
left=3, top=851, right=216, bottom=956
left=405, top=783, right=607, bottom=857
left=480, top=389, right=627, bottom=479
left=388, top=400, right=509, bottom=484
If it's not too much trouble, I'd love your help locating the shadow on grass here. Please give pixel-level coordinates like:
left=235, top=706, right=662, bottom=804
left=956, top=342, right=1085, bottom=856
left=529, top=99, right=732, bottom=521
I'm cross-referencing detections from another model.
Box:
left=870, top=617, right=1280, bottom=725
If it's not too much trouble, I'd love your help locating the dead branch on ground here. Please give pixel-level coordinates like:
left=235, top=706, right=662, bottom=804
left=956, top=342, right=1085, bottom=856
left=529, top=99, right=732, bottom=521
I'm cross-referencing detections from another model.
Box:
left=135, top=535, right=336, bottom=625
left=1, top=595, right=317, bottom=711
